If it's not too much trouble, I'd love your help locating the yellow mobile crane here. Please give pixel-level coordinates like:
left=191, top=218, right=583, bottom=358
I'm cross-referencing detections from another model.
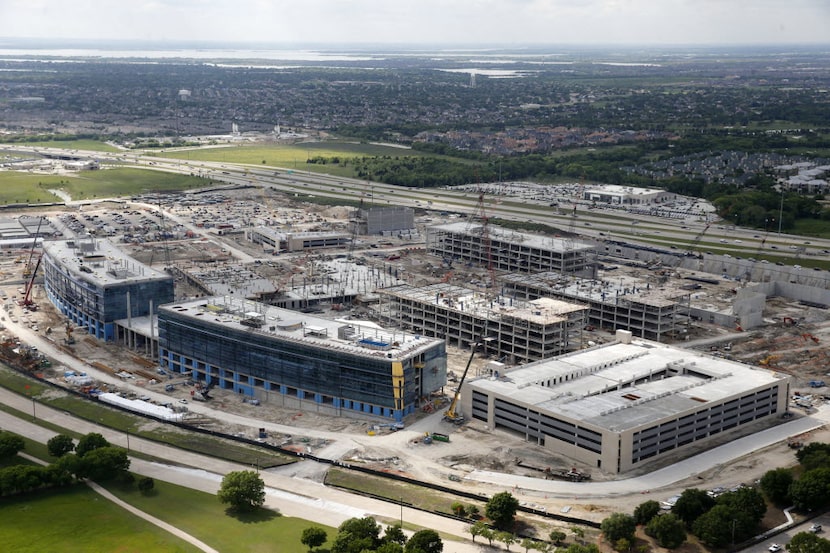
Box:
left=443, top=343, right=479, bottom=425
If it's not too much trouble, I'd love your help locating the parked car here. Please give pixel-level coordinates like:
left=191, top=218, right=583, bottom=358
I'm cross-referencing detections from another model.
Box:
left=768, top=544, right=782, bottom=552
left=810, top=523, right=822, bottom=533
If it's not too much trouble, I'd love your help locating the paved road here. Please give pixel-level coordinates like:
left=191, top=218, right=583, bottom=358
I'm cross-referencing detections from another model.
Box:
left=468, top=403, right=830, bottom=497
left=0, top=390, right=490, bottom=552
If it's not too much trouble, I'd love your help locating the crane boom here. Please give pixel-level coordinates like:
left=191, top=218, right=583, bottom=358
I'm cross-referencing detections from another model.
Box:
left=443, top=343, right=478, bottom=424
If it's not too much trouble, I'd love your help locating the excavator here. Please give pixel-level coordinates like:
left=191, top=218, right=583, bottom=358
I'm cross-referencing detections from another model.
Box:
left=443, top=342, right=478, bottom=425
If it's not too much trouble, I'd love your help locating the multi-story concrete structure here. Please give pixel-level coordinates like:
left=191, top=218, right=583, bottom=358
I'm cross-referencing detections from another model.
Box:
left=463, top=330, right=790, bottom=474
left=249, top=227, right=349, bottom=253
left=42, top=238, right=174, bottom=340
left=501, top=272, right=691, bottom=342
left=157, top=295, right=447, bottom=421
left=426, top=222, right=597, bottom=275
left=378, top=283, right=588, bottom=364
left=359, top=206, right=415, bottom=236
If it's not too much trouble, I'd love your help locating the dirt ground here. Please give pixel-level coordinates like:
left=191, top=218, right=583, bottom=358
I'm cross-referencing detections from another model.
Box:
left=2, top=193, right=829, bottom=526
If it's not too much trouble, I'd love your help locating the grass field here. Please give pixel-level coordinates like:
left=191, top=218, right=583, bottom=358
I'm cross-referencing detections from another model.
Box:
left=0, top=484, right=202, bottom=553
left=0, top=173, right=64, bottom=204
left=156, top=141, right=423, bottom=178
left=106, top=478, right=337, bottom=553
left=0, top=167, right=212, bottom=204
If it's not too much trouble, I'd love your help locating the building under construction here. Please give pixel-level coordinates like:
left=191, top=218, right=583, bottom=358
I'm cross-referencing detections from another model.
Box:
left=42, top=238, right=174, bottom=341
left=500, top=272, right=691, bottom=342
left=358, top=206, right=416, bottom=236
left=157, top=295, right=447, bottom=421
left=462, top=329, right=791, bottom=474
left=426, top=222, right=597, bottom=276
left=377, top=283, right=589, bottom=364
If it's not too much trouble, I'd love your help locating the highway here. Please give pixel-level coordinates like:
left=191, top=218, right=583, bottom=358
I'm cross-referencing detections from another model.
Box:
left=5, top=144, right=830, bottom=268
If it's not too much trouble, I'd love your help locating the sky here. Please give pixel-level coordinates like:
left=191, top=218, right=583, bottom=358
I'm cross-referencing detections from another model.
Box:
left=0, top=0, right=828, bottom=47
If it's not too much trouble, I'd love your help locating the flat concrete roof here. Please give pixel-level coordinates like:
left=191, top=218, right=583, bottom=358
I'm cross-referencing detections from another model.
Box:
left=430, top=222, right=596, bottom=253
left=160, top=295, right=444, bottom=361
left=382, top=283, right=588, bottom=325
left=43, top=238, right=172, bottom=287
left=502, top=272, right=690, bottom=309
left=470, top=337, right=787, bottom=432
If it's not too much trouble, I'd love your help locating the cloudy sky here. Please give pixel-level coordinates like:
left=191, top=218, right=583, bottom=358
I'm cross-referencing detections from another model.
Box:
left=1, top=0, right=828, bottom=46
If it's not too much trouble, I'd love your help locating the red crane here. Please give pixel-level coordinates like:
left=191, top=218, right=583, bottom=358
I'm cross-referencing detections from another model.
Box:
left=19, top=254, right=42, bottom=310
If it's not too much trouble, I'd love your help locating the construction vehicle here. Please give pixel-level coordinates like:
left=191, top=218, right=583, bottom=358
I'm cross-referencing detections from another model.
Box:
left=18, top=254, right=42, bottom=310
left=431, top=432, right=450, bottom=443
left=443, top=343, right=478, bottom=424
left=64, top=321, right=75, bottom=345
left=758, top=355, right=780, bottom=367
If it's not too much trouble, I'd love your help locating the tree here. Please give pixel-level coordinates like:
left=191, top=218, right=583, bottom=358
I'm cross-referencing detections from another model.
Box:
left=496, top=531, right=517, bottom=551
left=486, top=491, right=520, bottom=530
left=692, top=504, right=751, bottom=548
left=521, top=537, right=539, bottom=552
left=46, top=434, right=75, bottom=458
left=645, top=513, right=686, bottom=549
left=300, top=527, right=328, bottom=551
left=796, top=443, right=830, bottom=465
left=716, top=487, right=766, bottom=526
left=614, top=538, right=631, bottom=552
left=601, top=513, right=636, bottom=543
left=331, top=517, right=382, bottom=553
left=451, top=501, right=466, bottom=517
left=671, top=488, right=715, bottom=526
left=138, top=477, right=155, bottom=494
left=549, top=529, right=567, bottom=545
left=384, top=524, right=406, bottom=546
left=0, top=432, right=25, bottom=460
left=787, top=532, right=830, bottom=553
left=633, top=500, right=661, bottom=525
left=467, top=504, right=480, bottom=519
left=405, top=529, right=443, bottom=553
left=377, top=544, right=404, bottom=553
left=469, top=521, right=488, bottom=543
left=75, top=433, right=110, bottom=457
left=761, top=468, right=794, bottom=505
left=790, top=468, right=830, bottom=512
left=480, top=527, right=496, bottom=547
left=217, top=470, right=265, bottom=512
left=78, top=446, right=130, bottom=481
left=565, top=544, right=599, bottom=553
left=570, top=526, right=586, bottom=543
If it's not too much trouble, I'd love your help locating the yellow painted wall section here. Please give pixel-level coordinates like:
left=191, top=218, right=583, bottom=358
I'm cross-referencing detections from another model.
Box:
left=392, top=361, right=404, bottom=411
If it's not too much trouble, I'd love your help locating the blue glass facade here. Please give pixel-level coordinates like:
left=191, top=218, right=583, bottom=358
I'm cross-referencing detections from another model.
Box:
left=157, top=306, right=446, bottom=421
left=43, top=247, right=174, bottom=341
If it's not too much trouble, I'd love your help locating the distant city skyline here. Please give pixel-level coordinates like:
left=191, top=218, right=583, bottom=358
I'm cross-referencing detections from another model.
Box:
left=0, top=0, right=828, bottom=47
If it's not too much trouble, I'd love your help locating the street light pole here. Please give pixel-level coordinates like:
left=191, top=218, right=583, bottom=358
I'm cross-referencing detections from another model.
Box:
left=778, top=189, right=784, bottom=235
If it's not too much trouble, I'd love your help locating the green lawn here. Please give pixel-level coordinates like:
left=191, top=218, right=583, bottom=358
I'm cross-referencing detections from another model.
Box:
left=0, top=484, right=202, bottom=553
left=106, top=478, right=337, bottom=553
left=156, top=141, right=423, bottom=178
left=0, top=167, right=211, bottom=204
left=0, top=173, right=65, bottom=204
left=58, top=168, right=212, bottom=199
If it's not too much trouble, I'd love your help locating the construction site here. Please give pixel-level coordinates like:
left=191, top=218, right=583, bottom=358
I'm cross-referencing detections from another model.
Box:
left=0, top=178, right=829, bottom=512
